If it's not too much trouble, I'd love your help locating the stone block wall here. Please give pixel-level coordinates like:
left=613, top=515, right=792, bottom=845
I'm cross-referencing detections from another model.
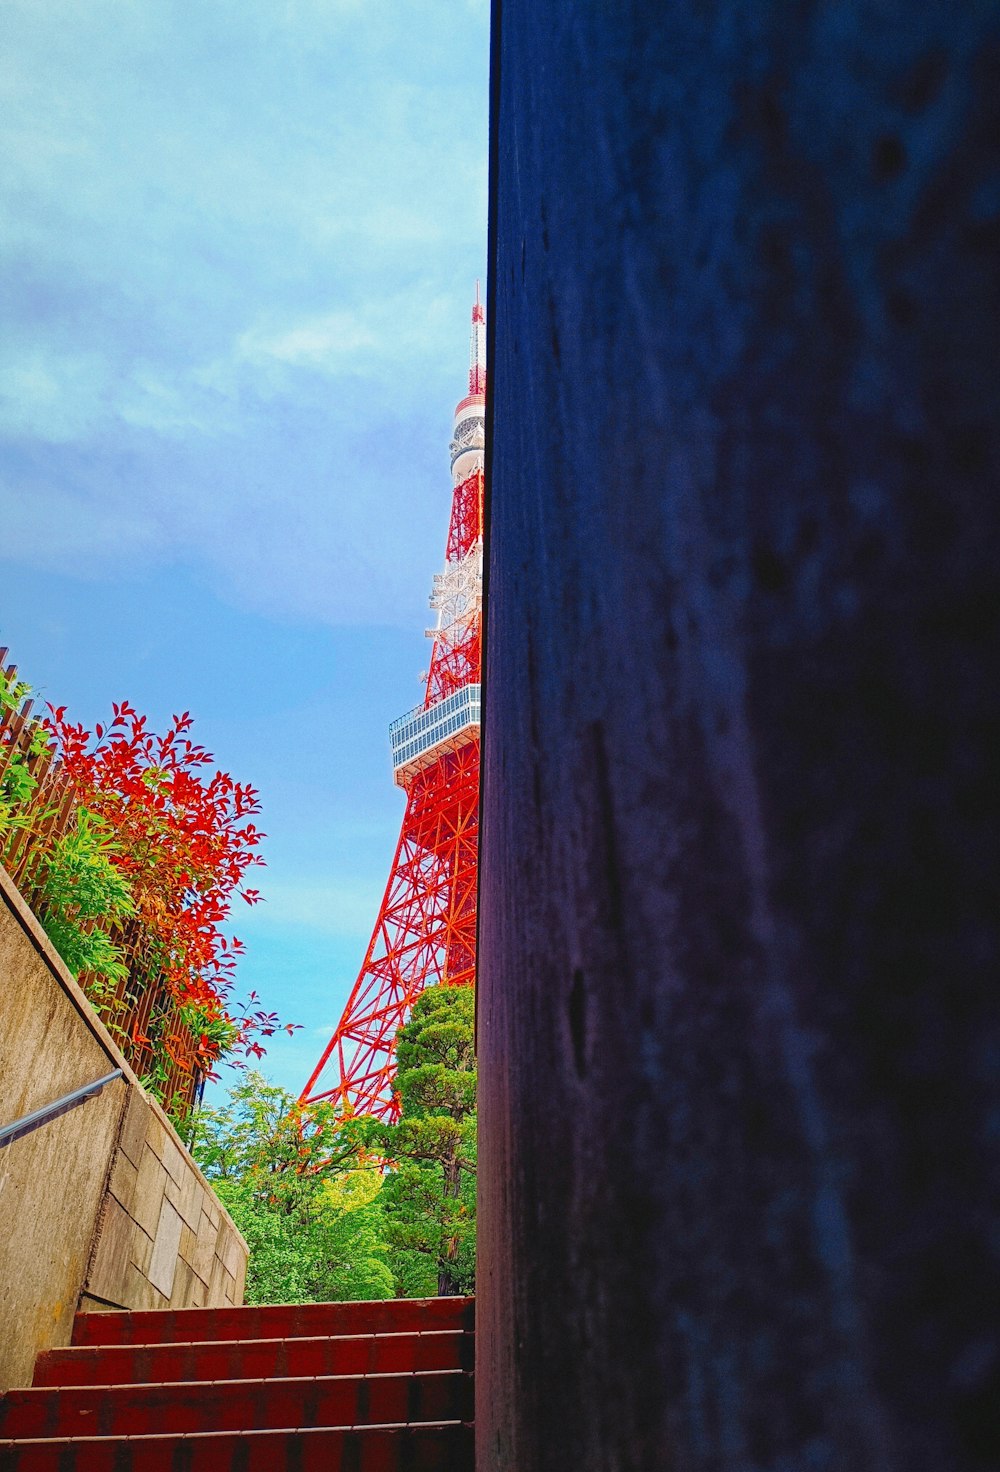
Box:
left=0, top=866, right=247, bottom=1389
left=83, top=1087, right=247, bottom=1315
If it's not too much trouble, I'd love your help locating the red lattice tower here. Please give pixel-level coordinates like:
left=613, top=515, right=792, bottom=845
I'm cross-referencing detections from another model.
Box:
left=301, top=291, right=486, bottom=1121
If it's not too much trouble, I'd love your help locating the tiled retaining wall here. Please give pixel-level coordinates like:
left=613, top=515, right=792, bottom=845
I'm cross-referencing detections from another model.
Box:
left=84, top=1087, right=246, bottom=1315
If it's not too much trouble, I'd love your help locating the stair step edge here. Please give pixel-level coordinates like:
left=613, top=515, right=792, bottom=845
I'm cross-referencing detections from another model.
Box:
left=47, top=1328, right=471, bottom=1352
left=0, top=1419, right=470, bottom=1444
left=6, top=1367, right=470, bottom=1395
left=72, top=1298, right=475, bottom=1346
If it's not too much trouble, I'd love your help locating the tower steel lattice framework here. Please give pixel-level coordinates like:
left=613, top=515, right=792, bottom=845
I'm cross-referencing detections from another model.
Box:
left=300, top=294, right=485, bottom=1122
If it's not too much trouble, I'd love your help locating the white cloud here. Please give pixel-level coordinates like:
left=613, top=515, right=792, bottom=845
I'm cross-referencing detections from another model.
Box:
left=232, top=290, right=456, bottom=380
left=0, top=349, right=112, bottom=442
left=239, top=313, right=379, bottom=369
left=0, top=0, right=488, bottom=628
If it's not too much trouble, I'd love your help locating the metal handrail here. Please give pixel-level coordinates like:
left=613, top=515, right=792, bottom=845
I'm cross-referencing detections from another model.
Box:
left=0, top=1068, right=124, bottom=1149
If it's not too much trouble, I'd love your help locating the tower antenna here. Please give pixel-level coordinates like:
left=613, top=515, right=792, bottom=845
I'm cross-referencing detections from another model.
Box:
left=470, top=282, right=486, bottom=395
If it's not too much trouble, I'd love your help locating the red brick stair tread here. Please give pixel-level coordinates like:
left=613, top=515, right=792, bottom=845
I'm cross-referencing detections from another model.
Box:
left=0, top=1368, right=471, bottom=1437
left=33, top=1327, right=474, bottom=1386
left=72, top=1295, right=474, bottom=1346
left=0, top=1420, right=473, bottom=1471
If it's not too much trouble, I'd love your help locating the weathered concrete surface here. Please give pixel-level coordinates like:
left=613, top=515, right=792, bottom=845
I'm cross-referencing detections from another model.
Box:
left=478, top=4, right=999, bottom=1471
left=0, top=868, right=246, bottom=1390
left=0, top=873, right=125, bottom=1389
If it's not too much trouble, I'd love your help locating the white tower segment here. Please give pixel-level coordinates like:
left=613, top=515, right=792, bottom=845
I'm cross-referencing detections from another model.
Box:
left=450, top=283, right=487, bottom=484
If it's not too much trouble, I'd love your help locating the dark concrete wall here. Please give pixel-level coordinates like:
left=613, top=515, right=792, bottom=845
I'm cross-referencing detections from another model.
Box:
left=477, top=4, right=999, bottom=1470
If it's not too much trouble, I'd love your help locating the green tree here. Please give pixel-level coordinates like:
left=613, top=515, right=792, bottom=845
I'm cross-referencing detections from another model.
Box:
left=192, top=1072, right=393, bottom=1304
left=367, top=984, right=477, bottom=1296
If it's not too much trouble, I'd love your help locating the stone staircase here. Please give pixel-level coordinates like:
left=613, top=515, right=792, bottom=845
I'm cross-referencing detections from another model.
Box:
left=0, top=1296, right=474, bottom=1469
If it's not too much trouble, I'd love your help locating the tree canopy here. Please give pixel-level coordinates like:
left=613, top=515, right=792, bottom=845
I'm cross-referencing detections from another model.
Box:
left=365, top=984, right=477, bottom=1296
left=192, top=1072, right=393, bottom=1304
left=190, top=983, right=477, bottom=1304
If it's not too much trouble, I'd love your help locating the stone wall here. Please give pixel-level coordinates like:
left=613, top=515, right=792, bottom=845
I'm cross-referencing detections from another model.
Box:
left=83, top=1086, right=247, bottom=1316
left=0, top=866, right=247, bottom=1389
left=479, top=3, right=999, bottom=1470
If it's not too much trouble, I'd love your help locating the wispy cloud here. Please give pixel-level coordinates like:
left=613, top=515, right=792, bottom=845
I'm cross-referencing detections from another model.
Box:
left=239, top=314, right=380, bottom=370
left=0, top=0, right=488, bottom=629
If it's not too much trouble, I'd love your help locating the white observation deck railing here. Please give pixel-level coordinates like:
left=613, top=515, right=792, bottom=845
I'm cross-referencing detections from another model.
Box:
left=389, top=683, right=481, bottom=788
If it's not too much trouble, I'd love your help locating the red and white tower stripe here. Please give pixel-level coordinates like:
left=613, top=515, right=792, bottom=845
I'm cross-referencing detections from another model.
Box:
left=301, top=297, right=485, bottom=1121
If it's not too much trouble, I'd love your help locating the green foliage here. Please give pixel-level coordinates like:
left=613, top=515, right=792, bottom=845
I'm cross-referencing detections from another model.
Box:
left=177, top=1002, right=241, bottom=1057
left=191, top=1072, right=393, bottom=1304
left=191, top=1070, right=353, bottom=1187
left=217, top=1171, right=393, bottom=1306
left=366, top=985, right=477, bottom=1297
left=2, top=758, right=38, bottom=808
left=39, top=808, right=135, bottom=998
left=0, top=793, right=33, bottom=841
left=0, top=670, right=45, bottom=839
left=0, top=669, right=30, bottom=715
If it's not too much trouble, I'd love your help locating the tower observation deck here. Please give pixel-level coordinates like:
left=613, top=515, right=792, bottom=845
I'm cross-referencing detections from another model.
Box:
left=300, top=291, right=485, bottom=1121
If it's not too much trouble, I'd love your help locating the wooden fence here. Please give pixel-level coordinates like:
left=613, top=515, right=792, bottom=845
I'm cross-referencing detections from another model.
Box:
left=0, top=649, right=202, bottom=1118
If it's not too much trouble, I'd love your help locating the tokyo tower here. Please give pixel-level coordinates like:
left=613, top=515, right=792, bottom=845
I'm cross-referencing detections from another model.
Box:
left=300, top=291, right=485, bottom=1122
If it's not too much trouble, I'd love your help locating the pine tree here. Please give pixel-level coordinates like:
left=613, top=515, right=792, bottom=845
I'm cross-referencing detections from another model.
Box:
left=369, top=985, right=476, bottom=1296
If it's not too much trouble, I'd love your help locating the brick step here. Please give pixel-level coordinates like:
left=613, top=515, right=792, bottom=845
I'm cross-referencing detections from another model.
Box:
left=33, top=1329, right=474, bottom=1388
left=0, top=1368, right=472, bottom=1438
left=72, top=1295, right=474, bottom=1347
left=0, top=1420, right=473, bottom=1471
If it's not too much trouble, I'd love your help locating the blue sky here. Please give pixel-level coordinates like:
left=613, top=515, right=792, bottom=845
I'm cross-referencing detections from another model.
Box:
left=0, top=0, right=489, bottom=1098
